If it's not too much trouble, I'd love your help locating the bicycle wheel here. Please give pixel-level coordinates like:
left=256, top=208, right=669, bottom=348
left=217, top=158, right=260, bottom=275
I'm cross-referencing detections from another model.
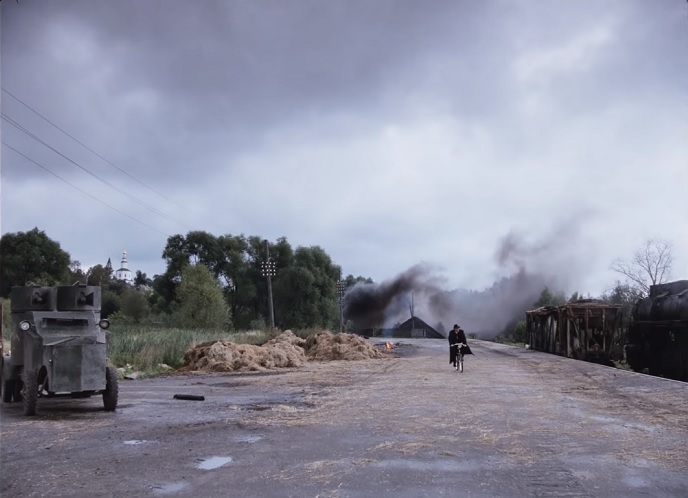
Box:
left=459, top=354, right=464, bottom=373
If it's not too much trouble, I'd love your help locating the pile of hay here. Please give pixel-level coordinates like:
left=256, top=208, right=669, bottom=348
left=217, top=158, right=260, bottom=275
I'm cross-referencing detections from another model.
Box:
left=182, top=331, right=383, bottom=373
left=305, top=331, right=384, bottom=362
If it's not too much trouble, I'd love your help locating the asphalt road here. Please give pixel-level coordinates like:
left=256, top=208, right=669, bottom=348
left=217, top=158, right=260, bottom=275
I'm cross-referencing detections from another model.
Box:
left=1, top=339, right=687, bottom=497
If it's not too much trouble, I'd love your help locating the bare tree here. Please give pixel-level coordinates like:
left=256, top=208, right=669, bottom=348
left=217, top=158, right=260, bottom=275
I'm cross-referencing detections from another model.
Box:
left=611, top=238, right=673, bottom=296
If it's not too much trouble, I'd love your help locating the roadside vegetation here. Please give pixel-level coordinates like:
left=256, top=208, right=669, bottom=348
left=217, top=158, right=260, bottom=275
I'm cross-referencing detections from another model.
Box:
left=108, top=323, right=328, bottom=376
left=108, top=325, right=266, bottom=374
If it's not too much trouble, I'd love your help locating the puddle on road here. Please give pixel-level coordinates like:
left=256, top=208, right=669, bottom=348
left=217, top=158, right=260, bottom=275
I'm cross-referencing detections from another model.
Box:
left=196, top=456, right=233, bottom=470
left=375, top=458, right=483, bottom=473
left=233, top=435, right=263, bottom=444
left=152, top=482, right=189, bottom=495
left=623, top=475, right=649, bottom=488
left=124, top=440, right=148, bottom=445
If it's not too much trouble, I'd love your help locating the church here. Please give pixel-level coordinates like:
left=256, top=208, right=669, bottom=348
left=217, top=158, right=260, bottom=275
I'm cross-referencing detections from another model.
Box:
left=107, top=250, right=135, bottom=285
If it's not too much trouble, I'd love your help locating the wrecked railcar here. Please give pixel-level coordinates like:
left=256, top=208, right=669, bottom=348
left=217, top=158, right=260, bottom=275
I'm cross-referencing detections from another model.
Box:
left=625, top=280, right=688, bottom=382
left=526, top=300, right=623, bottom=366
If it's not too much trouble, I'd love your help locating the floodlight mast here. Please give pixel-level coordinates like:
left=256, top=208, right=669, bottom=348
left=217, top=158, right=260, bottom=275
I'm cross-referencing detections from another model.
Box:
left=337, top=279, right=346, bottom=333
left=261, top=240, right=276, bottom=330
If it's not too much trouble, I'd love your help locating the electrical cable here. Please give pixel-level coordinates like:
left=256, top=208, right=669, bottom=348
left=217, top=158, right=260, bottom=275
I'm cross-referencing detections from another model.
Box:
left=2, top=112, right=191, bottom=230
left=2, top=87, right=185, bottom=209
left=3, top=142, right=171, bottom=237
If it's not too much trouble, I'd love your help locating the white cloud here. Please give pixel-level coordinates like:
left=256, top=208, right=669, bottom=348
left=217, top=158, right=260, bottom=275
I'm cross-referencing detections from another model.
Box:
left=514, top=25, right=614, bottom=84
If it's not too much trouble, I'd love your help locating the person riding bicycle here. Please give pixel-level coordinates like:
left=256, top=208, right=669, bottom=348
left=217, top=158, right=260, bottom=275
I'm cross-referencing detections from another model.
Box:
left=448, top=324, right=467, bottom=368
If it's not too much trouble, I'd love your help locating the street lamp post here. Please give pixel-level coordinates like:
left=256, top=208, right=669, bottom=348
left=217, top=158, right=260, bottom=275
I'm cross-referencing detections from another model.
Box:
left=336, top=280, right=346, bottom=333
left=261, top=240, right=276, bottom=330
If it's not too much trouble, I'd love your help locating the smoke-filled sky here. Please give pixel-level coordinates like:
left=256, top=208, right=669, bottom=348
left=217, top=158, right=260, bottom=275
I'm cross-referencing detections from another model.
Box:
left=2, top=1, right=687, bottom=297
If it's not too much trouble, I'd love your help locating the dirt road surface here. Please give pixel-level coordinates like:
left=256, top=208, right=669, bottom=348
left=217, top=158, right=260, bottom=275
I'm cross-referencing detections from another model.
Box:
left=2, top=339, right=687, bottom=497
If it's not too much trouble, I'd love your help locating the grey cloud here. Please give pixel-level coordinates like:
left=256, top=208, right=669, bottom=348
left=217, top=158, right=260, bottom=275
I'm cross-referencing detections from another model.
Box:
left=1, top=0, right=686, bottom=297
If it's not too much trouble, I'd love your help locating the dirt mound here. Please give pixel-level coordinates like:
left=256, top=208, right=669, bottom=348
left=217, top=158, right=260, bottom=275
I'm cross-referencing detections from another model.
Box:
left=182, top=331, right=382, bottom=372
left=305, top=331, right=384, bottom=361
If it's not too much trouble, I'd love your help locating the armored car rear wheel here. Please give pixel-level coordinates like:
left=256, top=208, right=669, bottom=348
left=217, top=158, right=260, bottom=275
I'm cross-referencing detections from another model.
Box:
left=103, top=366, right=119, bottom=411
left=23, top=370, right=38, bottom=416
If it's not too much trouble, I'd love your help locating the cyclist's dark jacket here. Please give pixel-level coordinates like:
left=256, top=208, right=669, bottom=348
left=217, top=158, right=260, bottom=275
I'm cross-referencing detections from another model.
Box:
left=448, top=328, right=472, bottom=364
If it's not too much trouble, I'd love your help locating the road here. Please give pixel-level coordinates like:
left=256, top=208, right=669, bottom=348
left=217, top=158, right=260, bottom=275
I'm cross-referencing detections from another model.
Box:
left=1, top=339, right=687, bottom=497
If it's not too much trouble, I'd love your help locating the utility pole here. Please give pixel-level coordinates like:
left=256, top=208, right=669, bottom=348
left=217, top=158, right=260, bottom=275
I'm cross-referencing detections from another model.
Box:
left=337, top=279, right=346, bottom=333
left=261, top=240, right=276, bottom=330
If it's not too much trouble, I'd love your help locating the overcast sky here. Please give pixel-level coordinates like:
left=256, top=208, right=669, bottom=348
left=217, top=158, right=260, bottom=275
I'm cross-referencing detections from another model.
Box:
left=1, top=0, right=687, bottom=296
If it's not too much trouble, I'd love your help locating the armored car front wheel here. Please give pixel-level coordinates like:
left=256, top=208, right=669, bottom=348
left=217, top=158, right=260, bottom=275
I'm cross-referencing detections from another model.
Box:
left=13, top=379, right=23, bottom=402
left=23, top=370, right=38, bottom=416
left=103, top=366, right=119, bottom=411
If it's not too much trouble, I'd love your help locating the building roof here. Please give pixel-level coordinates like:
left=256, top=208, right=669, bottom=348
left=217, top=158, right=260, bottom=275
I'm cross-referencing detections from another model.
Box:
left=395, top=316, right=444, bottom=339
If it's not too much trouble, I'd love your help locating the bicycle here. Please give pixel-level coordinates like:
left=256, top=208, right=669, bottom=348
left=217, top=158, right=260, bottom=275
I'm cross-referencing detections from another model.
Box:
left=451, top=343, right=466, bottom=372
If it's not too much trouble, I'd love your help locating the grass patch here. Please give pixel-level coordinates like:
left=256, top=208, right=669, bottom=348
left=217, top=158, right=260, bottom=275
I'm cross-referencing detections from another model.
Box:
left=492, top=335, right=526, bottom=347
left=613, top=360, right=633, bottom=372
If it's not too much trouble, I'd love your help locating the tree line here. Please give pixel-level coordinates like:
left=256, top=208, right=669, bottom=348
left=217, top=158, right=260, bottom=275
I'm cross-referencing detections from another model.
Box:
left=0, top=228, right=371, bottom=330
left=0, top=228, right=675, bottom=334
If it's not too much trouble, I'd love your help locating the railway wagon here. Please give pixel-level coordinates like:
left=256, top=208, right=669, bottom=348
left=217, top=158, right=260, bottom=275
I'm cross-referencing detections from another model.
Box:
left=526, top=300, right=623, bottom=366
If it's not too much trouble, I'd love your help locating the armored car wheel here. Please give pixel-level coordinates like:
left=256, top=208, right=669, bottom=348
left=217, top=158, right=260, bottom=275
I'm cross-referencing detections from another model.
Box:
left=23, top=370, right=38, bottom=416
left=13, top=379, right=23, bottom=402
left=103, top=366, right=119, bottom=411
left=2, top=379, right=14, bottom=403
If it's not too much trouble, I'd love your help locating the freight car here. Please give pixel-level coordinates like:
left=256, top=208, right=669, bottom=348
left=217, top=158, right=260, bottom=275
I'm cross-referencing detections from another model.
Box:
left=625, top=280, right=688, bottom=381
left=526, top=300, right=623, bottom=366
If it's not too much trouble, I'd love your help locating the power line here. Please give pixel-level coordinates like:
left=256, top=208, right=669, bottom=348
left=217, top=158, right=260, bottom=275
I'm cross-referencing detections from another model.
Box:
left=2, top=87, right=186, bottom=210
left=2, top=112, right=192, bottom=231
left=3, top=142, right=171, bottom=237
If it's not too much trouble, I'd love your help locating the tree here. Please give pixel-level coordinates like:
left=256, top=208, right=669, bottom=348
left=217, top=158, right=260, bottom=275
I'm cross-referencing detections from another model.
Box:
left=271, top=245, right=342, bottom=329
left=119, top=289, right=150, bottom=322
left=134, top=270, right=151, bottom=288
left=0, top=228, right=71, bottom=297
left=273, top=266, right=321, bottom=329
left=611, top=238, right=673, bottom=296
left=87, top=264, right=112, bottom=286
left=157, top=231, right=370, bottom=330
left=513, top=320, right=527, bottom=342
left=68, top=260, right=87, bottom=285
left=176, top=264, right=230, bottom=329
left=599, top=280, right=641, bottom=329
left=532, top=287, right=567, bottom=308
left=101, top=290, right=121, bottom=319
left=343, top=274, right=374, bottom=288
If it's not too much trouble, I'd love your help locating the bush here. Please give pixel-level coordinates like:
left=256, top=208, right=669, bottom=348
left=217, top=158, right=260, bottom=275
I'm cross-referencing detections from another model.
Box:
left=177, top=264, right=230, bottom=329
left=513, top=320, right=527, bottom=343
left=249, top=317, right=267, bottom=331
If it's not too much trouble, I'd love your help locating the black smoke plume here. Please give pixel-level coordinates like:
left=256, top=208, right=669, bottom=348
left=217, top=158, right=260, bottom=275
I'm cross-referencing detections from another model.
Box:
left=344, top=264, right=450, bottom=330
left=344, top=219, right=589, bottom=338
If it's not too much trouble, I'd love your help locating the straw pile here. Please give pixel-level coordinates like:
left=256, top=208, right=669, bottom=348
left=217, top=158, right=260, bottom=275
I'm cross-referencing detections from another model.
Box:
left=182, top=331, right=383, bottom=372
